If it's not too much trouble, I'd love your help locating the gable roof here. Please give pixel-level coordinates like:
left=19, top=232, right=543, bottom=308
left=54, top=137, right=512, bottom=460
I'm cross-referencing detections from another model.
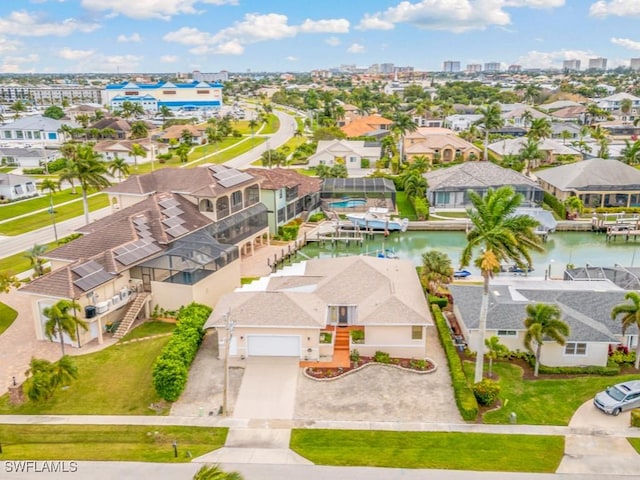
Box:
left=424, top=161, right=541, bottom=191
left=0, top=116, right=69, bottom=131
left=341, top=115, right=392, bottom=137
left=535, top=158, right=640, bottom=191
left=488, top=137, right=580, bottom=156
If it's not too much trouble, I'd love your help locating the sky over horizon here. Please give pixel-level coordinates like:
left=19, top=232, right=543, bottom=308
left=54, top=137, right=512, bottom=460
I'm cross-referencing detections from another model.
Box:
left=1, top=0, right=640, bottom=74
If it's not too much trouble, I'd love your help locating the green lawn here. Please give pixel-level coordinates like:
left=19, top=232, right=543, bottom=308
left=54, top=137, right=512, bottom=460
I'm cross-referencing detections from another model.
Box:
left=188, top=136, right=265, bottom=166
left=396, top=191, right=417, bottom=219
left=628, top=437, right=640, bottom=453
left=0, top=424, right=227, bottom=463
left=259, top=114, right=280, bottom=134
left=0, top=302, right=18, bottom=335
left=468, top=361, right=640, bottom=425
left=0, top=188, right=93, bottom=221
left=119, top=321, right=176, bottom=342
left=0, top=194, right=110, bottom=236
left=0, top=336, right=171, bottom=415
left=290, top=430, right=564, bottom=472
left=0, top=236, right=78, bottom=276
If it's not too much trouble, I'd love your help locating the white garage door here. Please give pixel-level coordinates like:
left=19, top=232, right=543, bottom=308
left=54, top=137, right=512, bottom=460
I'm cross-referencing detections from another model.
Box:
left=247, top=335, right=300, bottom=357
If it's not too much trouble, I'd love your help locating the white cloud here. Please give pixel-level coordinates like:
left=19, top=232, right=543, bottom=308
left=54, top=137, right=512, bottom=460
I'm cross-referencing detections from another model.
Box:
left=325, top=36, right=341, bottom=46
left=358, top=0, right=564, bottom=33
left=117, top=33, right=141, bottom=42
left=590, top=0, right=640, bottom=18
left=206, top=40, right=244, bottom=55
left=299, top=18, right=349, bottom=33
left=201, top=0, right=238, bottom=4
left=0, top=10, right=99, bottom=36
left=163, top=27, right=213, bottom=45
left=160, top=55, right=178, bottom=63
left=285, top=56, right=298, bottom=61
left=0, top=36, right=21, bottom=54
left=515, top=49, right=595, bottom=69
left=212, top=13, right=297, bottom=44
left=347, top=43, right=365, bottom=53
left=611, top=37, right=640, bottom=51
left=81, top=0, right=239, bottom=20
left=57, top=47, right=94, bottom=60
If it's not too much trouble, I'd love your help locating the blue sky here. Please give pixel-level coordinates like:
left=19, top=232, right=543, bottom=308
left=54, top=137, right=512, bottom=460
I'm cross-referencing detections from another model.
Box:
left=1, top=0, right=640, bottom=74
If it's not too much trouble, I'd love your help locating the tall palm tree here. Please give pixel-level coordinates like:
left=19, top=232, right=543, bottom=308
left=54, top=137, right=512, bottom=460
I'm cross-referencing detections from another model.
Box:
left=461, top=186, right=544, bottom=382
left=527, top=118, right=552, bottom=142
left=40, top=179, right=59, bottom=242
left=192, top=464, right=243, bottom=480
left=420, top=250, right=453, bottom=294
left=130, top=121, right=149, bottom=139
left=391, top=112, right=418, bottom=168
left=476, top=103, right=504, bottom=161
left=523, top=303, right=569, bottom=377
left=611, top=291, right=640, bottom=369
left=108, top=156, right=130, bottom=182
left=25, top=244, right=47, bottom=277
left=484, top=336, right=508, bottom=378
left=72, top=144, right=111, bottom=224
left=518, top=137, right=545, bottom=171
left=402, top=171, right=428, bottom=199
left=130, top=143, right=146, bottom=171
left=42, top=299, right=87, bottom=355
left=621, top=139, right=640, bottom=165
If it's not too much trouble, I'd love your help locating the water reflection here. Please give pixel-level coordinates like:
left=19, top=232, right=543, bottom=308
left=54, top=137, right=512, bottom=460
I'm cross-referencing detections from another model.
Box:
left=300, top=231, right=640, bottom=278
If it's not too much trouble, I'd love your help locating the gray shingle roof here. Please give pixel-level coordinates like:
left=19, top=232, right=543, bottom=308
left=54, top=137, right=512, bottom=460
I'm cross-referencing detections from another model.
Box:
left=424, top=161, right=541, bottom=191
left=535, top=158, right=640, bottom=191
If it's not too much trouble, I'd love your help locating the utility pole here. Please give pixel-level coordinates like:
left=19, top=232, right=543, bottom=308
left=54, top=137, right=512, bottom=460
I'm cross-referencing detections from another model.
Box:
left=222, top=309, right=234, bottom=416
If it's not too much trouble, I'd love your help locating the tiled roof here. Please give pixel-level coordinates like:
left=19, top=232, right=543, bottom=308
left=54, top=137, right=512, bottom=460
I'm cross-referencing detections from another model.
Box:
left=244, top=167, right=321, bottom=196
left=536, top=158, right=640, bottom=191
left=341, top=115, right=392, bottom=137
left=424, top=161, right=541, bottom=190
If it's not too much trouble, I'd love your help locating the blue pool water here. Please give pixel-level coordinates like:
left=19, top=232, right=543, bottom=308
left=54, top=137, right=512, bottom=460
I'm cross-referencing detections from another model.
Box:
left=329, top=199, right=367, bottom=208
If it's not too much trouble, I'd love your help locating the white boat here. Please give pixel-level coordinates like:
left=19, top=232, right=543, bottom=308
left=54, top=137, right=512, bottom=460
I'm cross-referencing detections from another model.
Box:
left=346, top=207, right=409, bottom=232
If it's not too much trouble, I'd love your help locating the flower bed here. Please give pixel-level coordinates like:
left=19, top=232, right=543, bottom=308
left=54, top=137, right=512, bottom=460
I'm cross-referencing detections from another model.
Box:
left=304, top=356, right=437, bottom=381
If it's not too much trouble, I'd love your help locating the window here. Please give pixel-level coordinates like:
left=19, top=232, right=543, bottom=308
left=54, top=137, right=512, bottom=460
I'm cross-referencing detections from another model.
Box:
left=565, top=342, right=587, bottom=355
left=124, top=91, right=138, bottom=96
left=163, top=90, right=176, bottom=95
left=231, top=191, right=243, bottom=212
left=497, top=330, right=517, bottom=337
left=411, top=326, right=423, bottom=340
left=197, top=90, right=209, bottom=94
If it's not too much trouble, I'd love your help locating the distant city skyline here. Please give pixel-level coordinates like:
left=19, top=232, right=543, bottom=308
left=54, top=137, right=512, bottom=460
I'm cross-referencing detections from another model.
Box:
left=1, top=0, right=640, bottom=74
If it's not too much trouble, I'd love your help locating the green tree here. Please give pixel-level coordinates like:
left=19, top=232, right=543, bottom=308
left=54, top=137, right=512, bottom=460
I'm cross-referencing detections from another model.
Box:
left=620, top=139, right=640, bottom=165
left=159, top=105, right=173, bottom=123
left=527, top=118, right=552, bottom=142
left=25, top=356, right=78, bottom=402
left=40, top=179, right=59, bottom=242
left=420, top=250, right=453, bottom=294
left=564, top=196, right=584, bottom=218
left=42, top=105, right=65, bottom=120
left=69, top=144, right=112, bottom=224
left=523, top=303, right=569, bottom=377
left=0, top=272, right=20, bottom=293
left=392, top=112, right=418, bottom=166
left=25, top=244, right=47, bottom=277
left=461, top=186, right=544, bottom=382
left=484, top=336, right=508, bottom=378
left=192, top=464, right=244, bottom=480
left=611, top=291, right=640, bottom=369
left=402, top=171, right=428, bottom=199
left=108, top=156, right=130, bottom=182
left=176, top=143, right=190, bottom=164
left=130, top=143, right=146, bottom=171
left=476, top=103, right=504, bottom=161
left=130, top=121, right=149, bottom=139
left=42, top=299, right=87, bottom=355
left=518, top=137, right=545, bottom=171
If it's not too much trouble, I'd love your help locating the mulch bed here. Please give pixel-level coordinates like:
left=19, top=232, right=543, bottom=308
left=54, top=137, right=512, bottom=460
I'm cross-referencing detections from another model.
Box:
left=305, top=356, right=433, bottom=379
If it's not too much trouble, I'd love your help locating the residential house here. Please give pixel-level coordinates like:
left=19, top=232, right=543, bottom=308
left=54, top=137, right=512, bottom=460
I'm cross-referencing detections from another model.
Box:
left=488, top=137, right=582, bottom=167
left=424, top=161, right=543, bottom=209
left=535, top=158, right=640, bottom=208
left=595, top=92, right=640, bottom=120
left=548, top=105, right=587, bottom=123
left=204, top=256, right=433, bottom=361
left=540, top=100, right=584, bottom=113
left=245, top=167, right=322, bottom=235
left=0, top=147, right=59, bottom=169
left=19, top=165, right=269, bottom=348
left=550, top=123, right=582, bottom=141
left=0, top=173, right=38, bottom=201
left=307, top=139, right=382, bottom=172
left=93, top=139, right=169, bottom=167
left=403, top=127, right=481, bottom=164
left=449, top=279, right=631, bottom=368
left=90, top=117, right=132, bottom=140
left=446, top=114, right=482, bottom=132
left=65, top=104, right=107, bottom=123
left=159, top=124, right=207, bottom=145
left=501, top=105, right=551, bottom=128
left=0, top=116, right=73, bottom=147
left=340, top=114, right=393, bottom=139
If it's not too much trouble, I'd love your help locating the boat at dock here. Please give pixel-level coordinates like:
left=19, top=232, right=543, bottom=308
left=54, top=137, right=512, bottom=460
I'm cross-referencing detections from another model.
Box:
left=346, top=207, right=409, bottom=232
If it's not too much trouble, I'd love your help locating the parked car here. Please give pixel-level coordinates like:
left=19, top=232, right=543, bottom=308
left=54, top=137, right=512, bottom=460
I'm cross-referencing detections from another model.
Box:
left=594, top=380, right=640, bottom=416
left=453, top=269, right=472, bottom=278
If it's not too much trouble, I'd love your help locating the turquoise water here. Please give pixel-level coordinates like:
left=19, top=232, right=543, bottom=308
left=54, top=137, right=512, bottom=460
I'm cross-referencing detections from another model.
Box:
left=328, top=199, right=367, bottom=208
left=300, top=230, right=640, bottom=278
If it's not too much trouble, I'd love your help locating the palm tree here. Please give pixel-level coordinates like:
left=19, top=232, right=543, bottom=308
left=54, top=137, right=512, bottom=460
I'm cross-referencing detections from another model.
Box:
left=159, top=105, right=173, bottom=123
left=176, top=143, right=190, bottom=164
left=476, top=103, right=504, bottom=161
left=130, top=143, right=146, bottom=171
left=527, top=118, right=552, bottom=142
left=108, top=156, right=130, bottom=182
left=49, top=355, right=79, bottom=390
left=518, top=137, right=545, bottom=171
left=621, top=98, right=633, bottom=118
left=402, top=172, right=428, bottom=199
left=560, top=130, right=572, bottom=145
left=247, top=119, right=258, bottom=136
left=130, top=121, right=149, bottom=139
left=40, top=179, right=59, bottom=242
left=523, top=303, right=569, bottom=377
left=420, top=250, right=453, bottom=294
left=25, top=244, right=47, bottom=277
left=611, top=291, right=640, bottom=369
left=392, top=112, right=418, bottom=167
left=564, top=196, right=584, bottom=219
left=72, top=144, right=112, bottom=224
left=621, top=139, right=640, bottom=165
left=42, top=299, right=87, bottom=355
left=192, top=464, right=243, bottom=480
left=461, top=186, right=544, bottom=382
left=484, top=336, right=508, bottom=378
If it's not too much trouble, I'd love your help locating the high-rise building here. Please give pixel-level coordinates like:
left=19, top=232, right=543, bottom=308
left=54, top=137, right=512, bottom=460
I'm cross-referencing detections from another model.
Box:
left=483, top=62, right=501, bottom=73
left=443, top=61, right=461, bottom=72
left=466, top=64, right=482, bottom=73
left=630, top=58, right=640, bottom=71
left=508, top=64, right=522, bottom=73
left=380, top=63, right=395, bottom=74
left=192, top=70, right=228, bottom=82
left=588, top=57, right=607, bottom=70
left=563, top=59, right=581, bottom=71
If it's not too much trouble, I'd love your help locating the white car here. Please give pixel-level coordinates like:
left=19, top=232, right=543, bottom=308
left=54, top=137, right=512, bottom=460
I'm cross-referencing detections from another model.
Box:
left=594, top=380, right=640, bottom=416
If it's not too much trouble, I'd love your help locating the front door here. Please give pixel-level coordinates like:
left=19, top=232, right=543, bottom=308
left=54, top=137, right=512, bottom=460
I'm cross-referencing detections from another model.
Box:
left=338, top=306, right=349, bottom=326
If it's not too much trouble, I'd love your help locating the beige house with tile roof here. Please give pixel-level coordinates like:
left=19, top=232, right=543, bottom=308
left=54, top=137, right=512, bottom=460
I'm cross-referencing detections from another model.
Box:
left=307, top=139, right=382, bottom=171
left=403, top=127, right=481, bottom=165
left=205, top=256, right=433, bottom=361
left=340, top=114, right=393, bottom=138
left=159, top=124, right=207, bottom=144
left=93, top=138, right=168, bottom=166
left=19, top=165, right=269, bottom=349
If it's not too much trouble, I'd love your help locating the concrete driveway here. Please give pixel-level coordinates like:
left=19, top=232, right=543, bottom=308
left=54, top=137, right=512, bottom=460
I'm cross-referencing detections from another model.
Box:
left=233, top=357, right=300, bottom=420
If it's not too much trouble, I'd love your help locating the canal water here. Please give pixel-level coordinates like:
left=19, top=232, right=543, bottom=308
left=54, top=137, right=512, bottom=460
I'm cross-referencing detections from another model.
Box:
left=299, top=230, right=640, bottom=278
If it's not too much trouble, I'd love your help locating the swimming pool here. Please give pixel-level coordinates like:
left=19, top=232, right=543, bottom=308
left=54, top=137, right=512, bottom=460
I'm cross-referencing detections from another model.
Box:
left=329, top=198, right=367, bottom=208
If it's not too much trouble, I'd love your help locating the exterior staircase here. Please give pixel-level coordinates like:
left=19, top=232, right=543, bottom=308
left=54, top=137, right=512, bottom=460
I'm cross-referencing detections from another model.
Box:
left=334, top=328, right=350, bottom=353
left=113, top=293, right=150, bottom=339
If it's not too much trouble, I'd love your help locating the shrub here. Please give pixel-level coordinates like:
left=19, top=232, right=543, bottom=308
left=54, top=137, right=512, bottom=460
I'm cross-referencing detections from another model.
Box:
left=432, top=305, right=478, bottom=421
left=360, top=158, right=370, bottom=168
left=412, top=196, right=430, bottom=220
left=632, top=409, right=640, bottom=427
left=473, top=379, right=501, bottom=406
left=23, top=168, right=45, bottom=175
left=350, top=329, right=364, bottom=343
left=373, top=350, right=391, bottom=363
left=428, top=294, right=448, bottom=309
left=152, top=358, right=188, bottom=402
left=307, top=212, right=326, bottom=223
left=350, top=349, right=360, bottom=365
left=319, top=332, right=332, bottom=344
left=278, top=221, right=300, bottom=241
left=543, top=192, right=566, bottom=219
left=46, top=158, right=67, bottom=173
left=410, top=359, right=427, bottom=370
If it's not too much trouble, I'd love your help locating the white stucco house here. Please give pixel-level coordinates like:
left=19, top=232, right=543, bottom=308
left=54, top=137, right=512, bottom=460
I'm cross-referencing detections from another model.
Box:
left=307, top=140, right=382, bottom=171
left=0, top=173, right=38, bottom=201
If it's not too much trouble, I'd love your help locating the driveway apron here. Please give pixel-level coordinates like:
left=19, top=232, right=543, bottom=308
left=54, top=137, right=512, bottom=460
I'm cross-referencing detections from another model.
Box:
left=232, top=357, right=299, bottom=420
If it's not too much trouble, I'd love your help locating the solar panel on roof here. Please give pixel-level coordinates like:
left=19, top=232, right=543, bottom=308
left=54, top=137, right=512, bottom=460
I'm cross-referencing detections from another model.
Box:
left=166, top=224, right=189, bottom=238
left=158, top=197, right=179, bottom=208
left=163, top=206, right=184, bottom=217
left=133, top=217, right=148, bottom=226
left=218, top=172, right=253, bottom=188
left=73, top=266, right=113, bottom=292
left=162, top=216, right=185, bottom=228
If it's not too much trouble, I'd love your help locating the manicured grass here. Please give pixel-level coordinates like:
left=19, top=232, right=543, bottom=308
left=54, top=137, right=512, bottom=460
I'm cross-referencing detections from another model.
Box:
left=0, top=236, right=77, bottom=276
left=433, top=211, right=469, bottom=219
left=119, top=321, right=176, bottom=342
left=628, top=438, right=640, bottom=453
left=259, top=114, right=280, bottom=134
left=0, top=302, right=18, bottom=335
left=0, top=424, right=227, bottom=463
left=187, top=137, right=245, bottom=162
left=467, top=361, right=640, bottom=425
left=0, top=188, right=92, bottom=221
left=396, top=191, right=417, bottom=219
left=241, top=277, right=260, bottom=285
left=0, top=194, right=109, bottom=236
left=188, top=136, right=266, bottom=166
left=290, top=430, right=564, bottom=472
left=0, top=336, right=171, bottom=415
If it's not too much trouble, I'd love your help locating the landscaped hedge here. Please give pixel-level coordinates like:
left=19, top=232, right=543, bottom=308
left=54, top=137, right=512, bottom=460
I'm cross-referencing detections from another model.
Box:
left=631, top=409, right=640, bottom=427
left=543, top=192, right=566, bottom=220
left=524, top=355, right=620, bottom=376
left=412, top=196, right=430, bottom=220
left=152, top=302, right=212, bottom=402
left=431, top=305, right=478, bottom=421
left=428, top=295, right=448, bottom=309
